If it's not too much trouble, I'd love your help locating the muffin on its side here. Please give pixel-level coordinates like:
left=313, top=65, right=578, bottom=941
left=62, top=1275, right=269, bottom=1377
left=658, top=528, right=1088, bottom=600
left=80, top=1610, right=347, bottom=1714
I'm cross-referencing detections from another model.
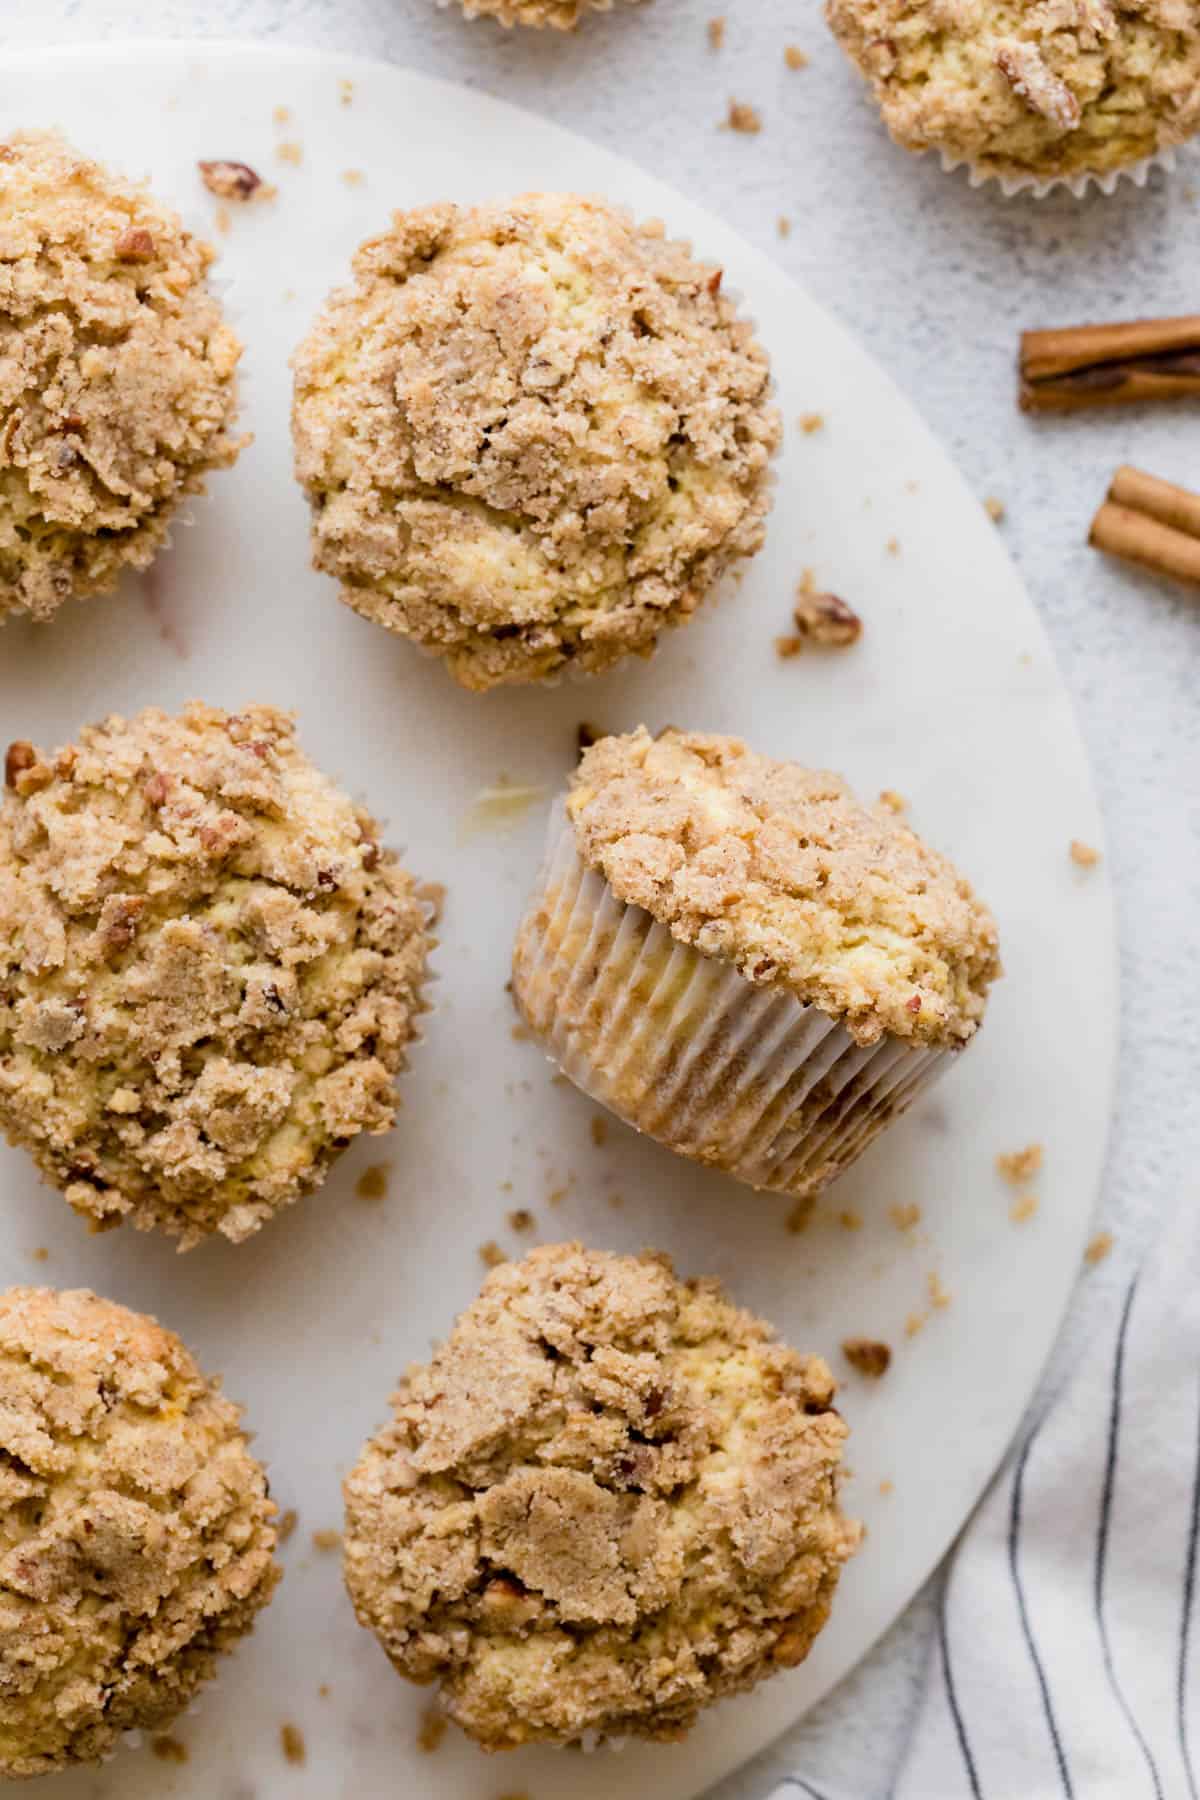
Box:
left=513, top=727, right=999, bottom=1205
left=0, top=1286, right=279, bottom=1777
left=0, top=130, right=244, bottom=625
left=452, top=0, right=642, bottom=26
left=292, top=194, right=780, bottom=691
left=0, top=704, right=433, bottom=1247
left=825, top=0, right=1200, bottom=183
left=344, top=1242, right=859, bottom=1749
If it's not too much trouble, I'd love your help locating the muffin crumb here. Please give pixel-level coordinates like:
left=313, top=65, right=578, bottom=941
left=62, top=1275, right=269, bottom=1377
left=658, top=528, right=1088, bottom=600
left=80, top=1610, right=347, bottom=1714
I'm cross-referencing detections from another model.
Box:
left=198, top=159, right=273, bottom=202
left=725, top=100, right=763, bottom=133
left=312, top=1529, right=342, bottom=1552
left=151, top=1737, right=189, bottom=1764
left=278, top=1508, right=299, bottom=1544
left=708, top=16, right=726, bottom=48
left=996, top=1144, right=1043, bottom=1186
left=507, top=1208, right=535, bottom=1232
left=479, top=1240, right=507, bottom=1269
left=889, top=1203, right=921, bottom=1231
left=1085, top=1231, right=1114, bottom=1266
left=1010, top=1193, right=1039, bottom=1224
left=985, top=495, right=1006, bottom=523
left=842, top=1337, right=892, bottom=1377
left=418, top=1706, right=448, bottom=1753
left=800, top=412, right=826, bottom=434
left=280, top=1722, right=306, bottom=1765
left=928, top=1272, right=952, bottom=1310
left=785, top=45, right=809, bottom=69
left=1070, top=840, right=1101, bottom=868
left=356, top=1164, right=391, bottom=1202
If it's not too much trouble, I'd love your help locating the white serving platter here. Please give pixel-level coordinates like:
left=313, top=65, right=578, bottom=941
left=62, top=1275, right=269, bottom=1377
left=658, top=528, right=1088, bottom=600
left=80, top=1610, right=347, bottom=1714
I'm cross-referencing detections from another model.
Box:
left=0, top=40, right=1118, bottom=1800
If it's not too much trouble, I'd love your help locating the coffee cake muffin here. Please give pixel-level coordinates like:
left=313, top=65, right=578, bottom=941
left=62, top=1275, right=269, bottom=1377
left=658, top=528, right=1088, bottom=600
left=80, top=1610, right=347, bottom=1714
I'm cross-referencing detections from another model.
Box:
left=292, top=194, right=780, bottom=691
left=825, top=0, right=1200, bottom=184
left=0, top=1285, right=279, bottom=1776
left=0, top=704, right=433, bottom=1247
left=0, top=130, right=244, bottom=625
left=452, top=0, right=642, bottom=25
left=343, top=1242, right=859, bottom=1749
left=513, top=728, right=999, bottom=1206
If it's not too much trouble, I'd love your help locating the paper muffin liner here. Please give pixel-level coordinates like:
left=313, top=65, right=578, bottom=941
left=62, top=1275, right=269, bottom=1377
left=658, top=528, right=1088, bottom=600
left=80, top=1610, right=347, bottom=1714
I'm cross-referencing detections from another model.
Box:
left=940, top=141, right=1181, bottom=200
left=512, top=808, right=955, bottom=1204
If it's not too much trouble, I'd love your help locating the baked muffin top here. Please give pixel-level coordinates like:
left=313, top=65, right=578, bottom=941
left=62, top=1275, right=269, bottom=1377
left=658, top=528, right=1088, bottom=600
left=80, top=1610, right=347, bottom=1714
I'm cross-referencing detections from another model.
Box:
left=0, top=130, right=243, bottom=624
left=567, top=728, right=1000, bottom=1047
left=292, top=193, right=779, bottom=690
left=343, top=1242, right=859, bottom=1749
left=825, top=0, right=1200, bottom=179
left=0, top=1286, right=279, bottom=1776
left=0, top=703, right=431, bottom=1246
left=456, top=0, right=642, bottom=25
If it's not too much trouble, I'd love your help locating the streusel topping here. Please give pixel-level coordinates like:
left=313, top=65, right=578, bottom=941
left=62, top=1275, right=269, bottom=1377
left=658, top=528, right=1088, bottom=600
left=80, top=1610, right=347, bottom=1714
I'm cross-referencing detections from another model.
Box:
left=292, top=194, right=779, bottom=690
left=455, top=0, right=642, bottom=25
left=0, top=130, right=243, bottom=624
left=567, top=728, right=999, bottom=1047
left=0, top=1286, right=279, bottom=1777
left=0, top=704, right=432, bottom=1246
left=826, top=0, right=1200, bottom=178
left=343, top=1243, right=858, bottom=1749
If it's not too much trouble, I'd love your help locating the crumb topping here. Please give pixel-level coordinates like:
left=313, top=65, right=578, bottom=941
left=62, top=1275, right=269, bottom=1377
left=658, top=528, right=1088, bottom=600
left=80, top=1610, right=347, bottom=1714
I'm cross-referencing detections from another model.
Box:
left=0, top=703, right=432, bottom=1246
left=0, top=131, right=243, bottom=624
left=343, top=1243, right=859, bottom=1749
left=566, top=728, right=999, bottom=1047
left=0, top=1286, right=278, bottom=1777
left=455, top=0, right=643, bottom=24
left=825, top=0, right=1200, bottom=178
left=292, top=194, right=779, bottom=691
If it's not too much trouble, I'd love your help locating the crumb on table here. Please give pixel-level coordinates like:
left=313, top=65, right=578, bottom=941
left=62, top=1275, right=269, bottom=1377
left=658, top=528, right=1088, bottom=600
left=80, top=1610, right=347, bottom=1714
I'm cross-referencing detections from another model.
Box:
left=905, top=1311, right=927, bottom=1338
left=1010, top=1193, right=1039, bottom=1224
left=418, top=1706, right=448, bottom=1753
left=838, top=1208, right=863, bottom=1231
left=30, top=1247, right=48, bottom=1263
left=197, top=160, right=274, bottom=202
left=1070, top=840, right=1101, bottom=868
left=355, top=1164, right=389, bottom=1202
left=791, top=587, right=863, bottom=649
left=996, top=1144, right=1043, bottom=1186
left=928, top=1272, right=951, bottom=1310
left=151, top=1736, right=188, bottom=1764
left=799, top=412, right=825, bottom=434
left=784, top=45, right=809, bottom=68
left=878, top=790, right=907, bottom=814
left=879, top=1478, right=894, bottom=1496
left=1085, top=1231, right=1114, bottom=1266
left=272, top=104, right=290, bottom=124
left=889, top=1202, right=922, bottom=1232
left=342, top=169, right=365, bottom=187
left=707, top=16, right=726, bottom=48
left=842, top=1337, right=891, bottom=1377
left=312, top=1529, right=341, bottom=1553
left=507, top=1208, right=535, bottom=1232
left=590, top=1115, right=609, bottom=1147
left=886, top=536, right=900, bottom=555
left=280, top=1723, right=306, bottom=1766
left=985, top=495, right=1006, bottom=523
left=724, top=100, right=762, bottom=134
left=278, top=1508, right=298, bottom=1544
left=479, top=1241, right=507, bottom=1269
left=276, top=141, right=303, bottom=167
left=778, top=216, right=792, bottom=238
left=786, top=1197, right=815, bottom=1234
left=339, top=78, right=354, bottom=104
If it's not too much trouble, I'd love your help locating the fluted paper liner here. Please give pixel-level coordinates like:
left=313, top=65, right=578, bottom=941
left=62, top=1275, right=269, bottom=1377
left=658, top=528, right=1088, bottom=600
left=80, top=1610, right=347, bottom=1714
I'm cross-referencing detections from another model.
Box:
left=512, top=809, right=956, bottom=1203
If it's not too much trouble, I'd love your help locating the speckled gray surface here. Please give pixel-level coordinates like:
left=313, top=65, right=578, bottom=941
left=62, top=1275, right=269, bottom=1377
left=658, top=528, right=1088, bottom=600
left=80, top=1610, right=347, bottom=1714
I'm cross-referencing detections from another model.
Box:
left=12, top=3, right=1200, bottom=1796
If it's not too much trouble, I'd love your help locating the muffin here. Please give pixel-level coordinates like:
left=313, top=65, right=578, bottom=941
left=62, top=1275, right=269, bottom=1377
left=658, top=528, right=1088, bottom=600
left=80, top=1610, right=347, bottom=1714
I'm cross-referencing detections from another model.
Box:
left=825, top=0, right=1200, bottom=184
left=0, top=704, right=433, bottom=1247
left=452, top=0, right=642, bottom=25
left=0, top=130, right=244, bottom=625
left=343, top=1242, right=859, bottom=1749
left=292, top=194, right=780, bottom=691
left=513, top=728, right=999, bottom=1207
left=0, top=1285, right=279, bottom=1776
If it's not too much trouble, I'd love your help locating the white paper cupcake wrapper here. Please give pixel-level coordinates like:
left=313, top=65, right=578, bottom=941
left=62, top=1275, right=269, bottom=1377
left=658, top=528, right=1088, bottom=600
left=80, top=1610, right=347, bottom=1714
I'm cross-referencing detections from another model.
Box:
left=513, top=810, right=954, bottom=1204
left=940, top=141, right=1182, bottom=200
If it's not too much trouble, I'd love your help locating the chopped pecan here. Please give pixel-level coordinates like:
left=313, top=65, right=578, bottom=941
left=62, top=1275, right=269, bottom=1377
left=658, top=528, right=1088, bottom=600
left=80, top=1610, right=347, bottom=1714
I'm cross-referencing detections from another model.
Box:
left=114, top=227, right=157, bottom=263
left=198, top=159, right=264, bottom=201
left=792, top=590, right=862, bottom=648
left=842, top=1337, right=892, bottom=1378
left=5, top=741, right=36, bottom=789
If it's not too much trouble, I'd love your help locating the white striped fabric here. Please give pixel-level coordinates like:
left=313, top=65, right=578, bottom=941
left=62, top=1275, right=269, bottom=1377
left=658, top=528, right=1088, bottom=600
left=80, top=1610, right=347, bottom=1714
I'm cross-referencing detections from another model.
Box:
left=772, top=1188, right=1200, bottom=1800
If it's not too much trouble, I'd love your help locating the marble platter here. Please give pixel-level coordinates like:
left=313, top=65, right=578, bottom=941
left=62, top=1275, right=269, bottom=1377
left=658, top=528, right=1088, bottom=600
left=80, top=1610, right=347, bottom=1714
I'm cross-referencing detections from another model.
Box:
left=0, top=41, right=1118, bottom=1800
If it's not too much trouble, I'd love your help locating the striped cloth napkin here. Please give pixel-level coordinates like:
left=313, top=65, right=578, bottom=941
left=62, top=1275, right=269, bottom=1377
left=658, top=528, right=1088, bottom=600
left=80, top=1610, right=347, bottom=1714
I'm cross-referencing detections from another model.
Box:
left=775, top=1185, right=1200, bottom=1800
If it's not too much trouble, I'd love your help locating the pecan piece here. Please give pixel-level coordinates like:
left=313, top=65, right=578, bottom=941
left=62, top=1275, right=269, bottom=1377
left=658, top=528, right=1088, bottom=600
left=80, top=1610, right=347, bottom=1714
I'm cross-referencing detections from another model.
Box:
left=198, top=159, right=264, bottom=201
left=792, top=590, right=863, bottom=648
left=5, top=741, right=36, bottom=789
left=114, top=227, right=157, bottom=263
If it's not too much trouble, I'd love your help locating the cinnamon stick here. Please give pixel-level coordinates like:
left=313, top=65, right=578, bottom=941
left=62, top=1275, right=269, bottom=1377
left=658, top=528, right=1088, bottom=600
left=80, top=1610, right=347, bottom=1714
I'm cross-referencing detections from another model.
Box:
left=1089, top=466, right=1200, bottom=589
left=1020, top=315, right=1200, bottom=413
